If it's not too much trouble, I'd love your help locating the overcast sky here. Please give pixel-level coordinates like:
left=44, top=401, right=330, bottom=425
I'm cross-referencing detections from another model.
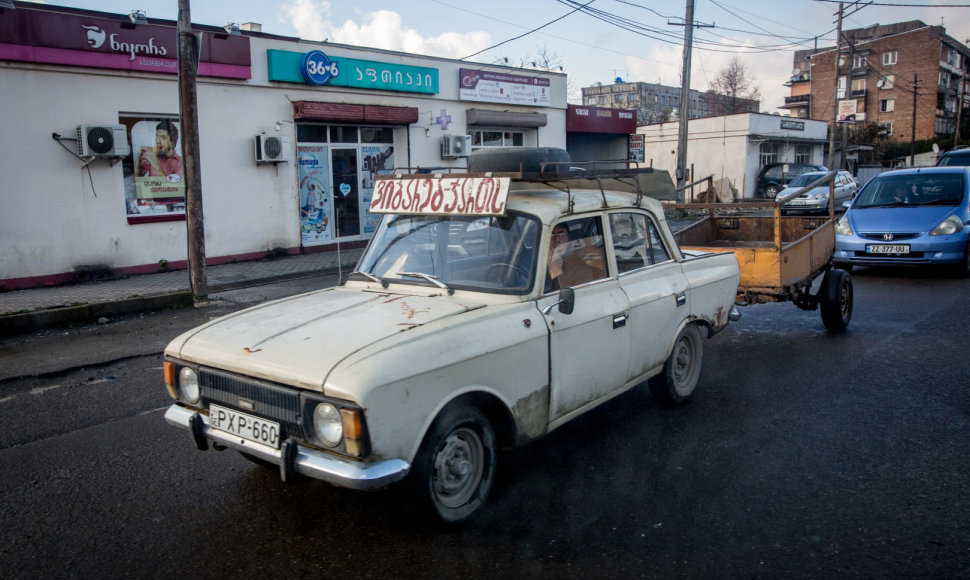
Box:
left=26, top=0, right=970, bottom=114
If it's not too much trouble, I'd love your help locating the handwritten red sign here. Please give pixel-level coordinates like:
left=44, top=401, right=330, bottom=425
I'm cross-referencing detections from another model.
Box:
left=370, top=177, right=510, bottom=216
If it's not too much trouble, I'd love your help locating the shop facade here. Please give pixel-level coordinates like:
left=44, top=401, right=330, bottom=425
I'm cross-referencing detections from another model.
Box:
left=636, top=113, right=828, bottom=199
left=0, top=3, right=566, bottom=288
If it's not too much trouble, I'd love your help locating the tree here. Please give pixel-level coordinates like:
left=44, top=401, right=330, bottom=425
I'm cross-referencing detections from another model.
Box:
left=635, top=101, right=675, bottom=125
left=706, top=56, right=762, bottom=116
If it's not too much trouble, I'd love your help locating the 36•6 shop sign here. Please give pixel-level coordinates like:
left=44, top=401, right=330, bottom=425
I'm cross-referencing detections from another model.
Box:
left=302, top=50, right=339, bottom=85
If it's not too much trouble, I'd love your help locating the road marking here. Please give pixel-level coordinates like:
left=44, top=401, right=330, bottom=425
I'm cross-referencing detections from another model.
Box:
left=30, top=384, right=61, bottom=395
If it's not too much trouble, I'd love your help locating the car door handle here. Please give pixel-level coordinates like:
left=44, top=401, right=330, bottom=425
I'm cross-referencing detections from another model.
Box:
left=676, top=292, right=687, bottom=307
left=612, top=313, right=628, bottom=329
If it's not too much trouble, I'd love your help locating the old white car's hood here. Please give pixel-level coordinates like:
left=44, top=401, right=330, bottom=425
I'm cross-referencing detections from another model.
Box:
left=168, top=287, right=486, bottom=392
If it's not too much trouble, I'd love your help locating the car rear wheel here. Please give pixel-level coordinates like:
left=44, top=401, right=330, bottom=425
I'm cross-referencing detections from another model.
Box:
left=649, top=324, right=703, bottom=405
left=820, top=268, right=853, bottom=333
left=411, top=405, right=496, bottom=523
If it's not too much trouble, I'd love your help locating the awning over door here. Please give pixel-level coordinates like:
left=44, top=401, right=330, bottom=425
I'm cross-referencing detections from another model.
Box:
left=293, top=102, right=419, bottom=124
left=465, top=108, right=547, bottom=127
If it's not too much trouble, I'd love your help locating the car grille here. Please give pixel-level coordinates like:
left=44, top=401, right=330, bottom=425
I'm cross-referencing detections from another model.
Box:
left=198, top=368, right=303, bottom=439
left=860, top=232, right=918, bottom=241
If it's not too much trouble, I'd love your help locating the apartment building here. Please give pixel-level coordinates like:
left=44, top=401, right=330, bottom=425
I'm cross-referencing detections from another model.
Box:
left=582, top=79, right=759, bottom=124
left=781, top=21, right=969, bottom=142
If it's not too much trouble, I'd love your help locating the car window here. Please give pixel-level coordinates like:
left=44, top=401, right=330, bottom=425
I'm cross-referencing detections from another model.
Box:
left=609, top=212, right=671, bottom=274
left=937, top=152, right=970, bottom=167
left=546, top=215, right=608, bottom=292
left=788, top=172, right=823, bottom=188
left=358, top=213, right=540, bottom=293
left=852, top=173, right=966, bottom=208
left=764, top=166, right=781, bottom=178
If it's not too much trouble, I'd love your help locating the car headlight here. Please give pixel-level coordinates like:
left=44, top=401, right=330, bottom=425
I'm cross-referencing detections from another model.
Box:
left=313, top=403, right=343, bottom=447
left=178, top=367, right=200, bottom=403
left=835, top=214, right=853, bottom=236
left=930, top=215, right=963, bottom=236
left=810, top=192, right=829, bottom=200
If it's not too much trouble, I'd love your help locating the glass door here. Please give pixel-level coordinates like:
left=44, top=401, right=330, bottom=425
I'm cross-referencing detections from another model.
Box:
left=331, top=148, right=360, bottom=238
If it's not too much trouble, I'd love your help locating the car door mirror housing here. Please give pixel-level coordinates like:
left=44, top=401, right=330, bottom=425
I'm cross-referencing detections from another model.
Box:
left=558, top=287, right=575, bottom=315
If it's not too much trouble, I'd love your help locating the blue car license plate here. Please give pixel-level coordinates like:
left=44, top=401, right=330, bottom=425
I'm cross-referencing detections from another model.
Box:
left=866, top=244, right=909, bottom=254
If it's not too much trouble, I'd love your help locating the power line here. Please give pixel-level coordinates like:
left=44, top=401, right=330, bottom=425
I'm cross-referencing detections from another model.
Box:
left=460, top=0, right=597, bottom=59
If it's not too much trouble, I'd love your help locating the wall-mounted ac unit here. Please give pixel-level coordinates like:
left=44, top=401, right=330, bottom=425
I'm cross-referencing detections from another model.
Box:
left=441, top=134, right=471, bottom=158
left=76, top=124, right=130, bottom=158
left=255, top=133, right=291, bottom=163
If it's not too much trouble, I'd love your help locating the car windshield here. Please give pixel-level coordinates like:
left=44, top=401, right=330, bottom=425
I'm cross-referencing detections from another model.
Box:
left=851, top=173, right=966, bottom=208
left=788, top=172, right=826, bottom=188
left=355, top=212, right=541, bottom=294
left=937, top=152, right=970, bottom=167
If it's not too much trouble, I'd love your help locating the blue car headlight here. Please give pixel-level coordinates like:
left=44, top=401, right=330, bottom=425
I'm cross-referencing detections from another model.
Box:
left=835, top=214, right=853, bottom=236
left=930, top=215, right=963, bottom=236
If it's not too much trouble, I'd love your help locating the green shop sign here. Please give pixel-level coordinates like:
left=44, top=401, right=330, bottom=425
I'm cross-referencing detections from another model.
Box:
left=267, top=49, right=438, bottom=94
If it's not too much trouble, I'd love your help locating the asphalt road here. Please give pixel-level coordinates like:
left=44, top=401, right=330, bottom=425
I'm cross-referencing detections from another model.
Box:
left=1, top=268, right=968, bottom=578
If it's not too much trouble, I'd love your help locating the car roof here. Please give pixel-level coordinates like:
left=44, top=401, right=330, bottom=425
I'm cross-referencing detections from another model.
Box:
left=505, top=186, right=664, bottom=223
left=874, top=166, right=970, bottom=178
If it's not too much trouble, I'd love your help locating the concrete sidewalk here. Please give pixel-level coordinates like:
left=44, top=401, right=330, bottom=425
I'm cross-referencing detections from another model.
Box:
left=0, top=248, right=364, bottom=337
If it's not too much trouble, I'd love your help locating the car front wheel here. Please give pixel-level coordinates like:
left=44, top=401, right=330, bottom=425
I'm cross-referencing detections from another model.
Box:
left=649, top=324, right=703, bottom=404
left=764, top=184, right=780, bottom=198
left=411, top=405, right=496, bottom=523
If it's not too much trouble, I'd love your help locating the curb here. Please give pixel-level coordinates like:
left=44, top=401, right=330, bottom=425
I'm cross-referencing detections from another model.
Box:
left=0, top=292, right=195, bottom=338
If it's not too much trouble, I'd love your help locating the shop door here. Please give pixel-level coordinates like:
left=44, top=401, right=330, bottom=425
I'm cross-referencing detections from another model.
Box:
left=331, top=148, right=360, bottom=238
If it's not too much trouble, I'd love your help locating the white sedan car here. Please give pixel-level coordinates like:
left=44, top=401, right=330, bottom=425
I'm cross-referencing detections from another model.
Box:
left=162, top=149, right=741, bottom=522
left=780, top=170, right=858, bottom=214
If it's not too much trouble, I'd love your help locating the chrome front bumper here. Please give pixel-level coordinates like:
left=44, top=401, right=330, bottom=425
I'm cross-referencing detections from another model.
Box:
left=164, top=404, right=410, bottom=491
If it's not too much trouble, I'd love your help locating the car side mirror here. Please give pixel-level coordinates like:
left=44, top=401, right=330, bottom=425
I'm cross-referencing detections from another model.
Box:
left=842, top=200, right=852, bottom=210
left=557, top=287, right=575, bottom=315
left=542, top=287, right=575, bottom=315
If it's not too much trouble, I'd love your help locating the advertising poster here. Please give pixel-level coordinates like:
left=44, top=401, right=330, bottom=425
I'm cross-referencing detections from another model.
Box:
left=123, top=117, right=186, bottom=222
left=360, top=145, right=394, bottom=234
left=628, top=134, right=645, bottom=163
left=459, top=68, right=552, bottom=106
left=297, top=145, right=333, bottom=245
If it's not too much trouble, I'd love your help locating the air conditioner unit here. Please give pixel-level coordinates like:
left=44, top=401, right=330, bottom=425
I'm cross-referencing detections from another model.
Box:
left=441, top=134, right=471, bottom=158
left=255, top=133, right=291, bottom=163
left=76, top=124, right=130, bottom=158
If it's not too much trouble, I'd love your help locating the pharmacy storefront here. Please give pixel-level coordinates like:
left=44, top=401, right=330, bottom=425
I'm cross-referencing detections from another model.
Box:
left=0, top=3, right=566, bottom=287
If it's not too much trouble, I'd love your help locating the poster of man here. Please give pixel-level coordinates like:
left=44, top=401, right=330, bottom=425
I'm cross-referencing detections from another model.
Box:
left=129, top=119, right=185, bottom=211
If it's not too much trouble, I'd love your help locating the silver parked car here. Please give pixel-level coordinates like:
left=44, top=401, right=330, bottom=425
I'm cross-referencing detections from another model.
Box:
left=780, top=170, right=858, bottom=214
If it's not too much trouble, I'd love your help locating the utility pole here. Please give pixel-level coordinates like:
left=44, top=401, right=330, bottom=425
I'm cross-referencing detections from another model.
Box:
left=178, top=0, right=207, bottom=300
left=828, top=2, right=844, bottom=170
left=955, top=76, right=964, bottom=147
left=910, top=72, right=920, bottom=166
left=669, top=0, right=713, bottom=195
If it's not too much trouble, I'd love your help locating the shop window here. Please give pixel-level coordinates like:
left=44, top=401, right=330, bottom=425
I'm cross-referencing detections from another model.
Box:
left=360, top=127, right=393, bottom=144
left=794, top=145, right=810, bottom=164
left=297, top=124, right=328, bottom=142
left=760, top=142, right=779, bottom=167
left=120, top=115, right=185, bottom=224
left=329, top=125, right=358, bottom=143
left=470, top=130, right=525, bottom=149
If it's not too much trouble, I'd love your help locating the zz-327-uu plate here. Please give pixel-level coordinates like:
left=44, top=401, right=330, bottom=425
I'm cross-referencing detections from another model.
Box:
left=209, top=404, right=281, bottom=449
left=866, top=244, right=910, bottom=254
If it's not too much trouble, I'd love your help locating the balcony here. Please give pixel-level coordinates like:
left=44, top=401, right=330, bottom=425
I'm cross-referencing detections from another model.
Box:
left=784, top=94, right=810, bottom=105
left=850, top=89, right=867, bottom=98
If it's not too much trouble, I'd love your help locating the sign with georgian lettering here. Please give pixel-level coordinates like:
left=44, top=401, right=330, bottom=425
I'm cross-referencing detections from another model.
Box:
left=268, top=50, right=438, bottom=94
left=370, top=177, right=510, bottom=216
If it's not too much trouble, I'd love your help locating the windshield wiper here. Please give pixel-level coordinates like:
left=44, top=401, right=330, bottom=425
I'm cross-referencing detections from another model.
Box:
left=347, top=270, right=387, bottom=287
left=859, top=201, right=906, bottom=208
left=396, top=271, right=453, bottom=294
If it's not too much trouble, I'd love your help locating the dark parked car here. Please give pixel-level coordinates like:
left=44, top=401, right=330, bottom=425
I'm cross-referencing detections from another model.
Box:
left=756, top=162, right=827, bottom=198
left=936, top=147, right=970, bottom=167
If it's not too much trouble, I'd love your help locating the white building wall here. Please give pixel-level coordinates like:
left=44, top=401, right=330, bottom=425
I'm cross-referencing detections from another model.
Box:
left=0, top=32, right=566, bottom=284
left=636, top=113, right=828, bottom=199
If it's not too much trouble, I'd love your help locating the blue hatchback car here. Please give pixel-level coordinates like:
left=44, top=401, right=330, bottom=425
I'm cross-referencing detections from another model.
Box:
left=834, top=167, right=970, bottom=274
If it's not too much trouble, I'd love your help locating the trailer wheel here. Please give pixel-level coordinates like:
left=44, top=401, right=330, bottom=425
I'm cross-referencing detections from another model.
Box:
left=649, top=324, right=703, bottom=404
left=820, top=269, right=853, bottom=333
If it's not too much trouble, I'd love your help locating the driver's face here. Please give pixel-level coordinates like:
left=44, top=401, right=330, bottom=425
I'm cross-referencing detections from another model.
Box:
left=551, top=227, right=568, bottom=247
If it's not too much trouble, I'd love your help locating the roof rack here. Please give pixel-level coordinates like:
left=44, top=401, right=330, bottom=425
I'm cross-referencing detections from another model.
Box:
left=380, top=160, right=660, bottom=212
